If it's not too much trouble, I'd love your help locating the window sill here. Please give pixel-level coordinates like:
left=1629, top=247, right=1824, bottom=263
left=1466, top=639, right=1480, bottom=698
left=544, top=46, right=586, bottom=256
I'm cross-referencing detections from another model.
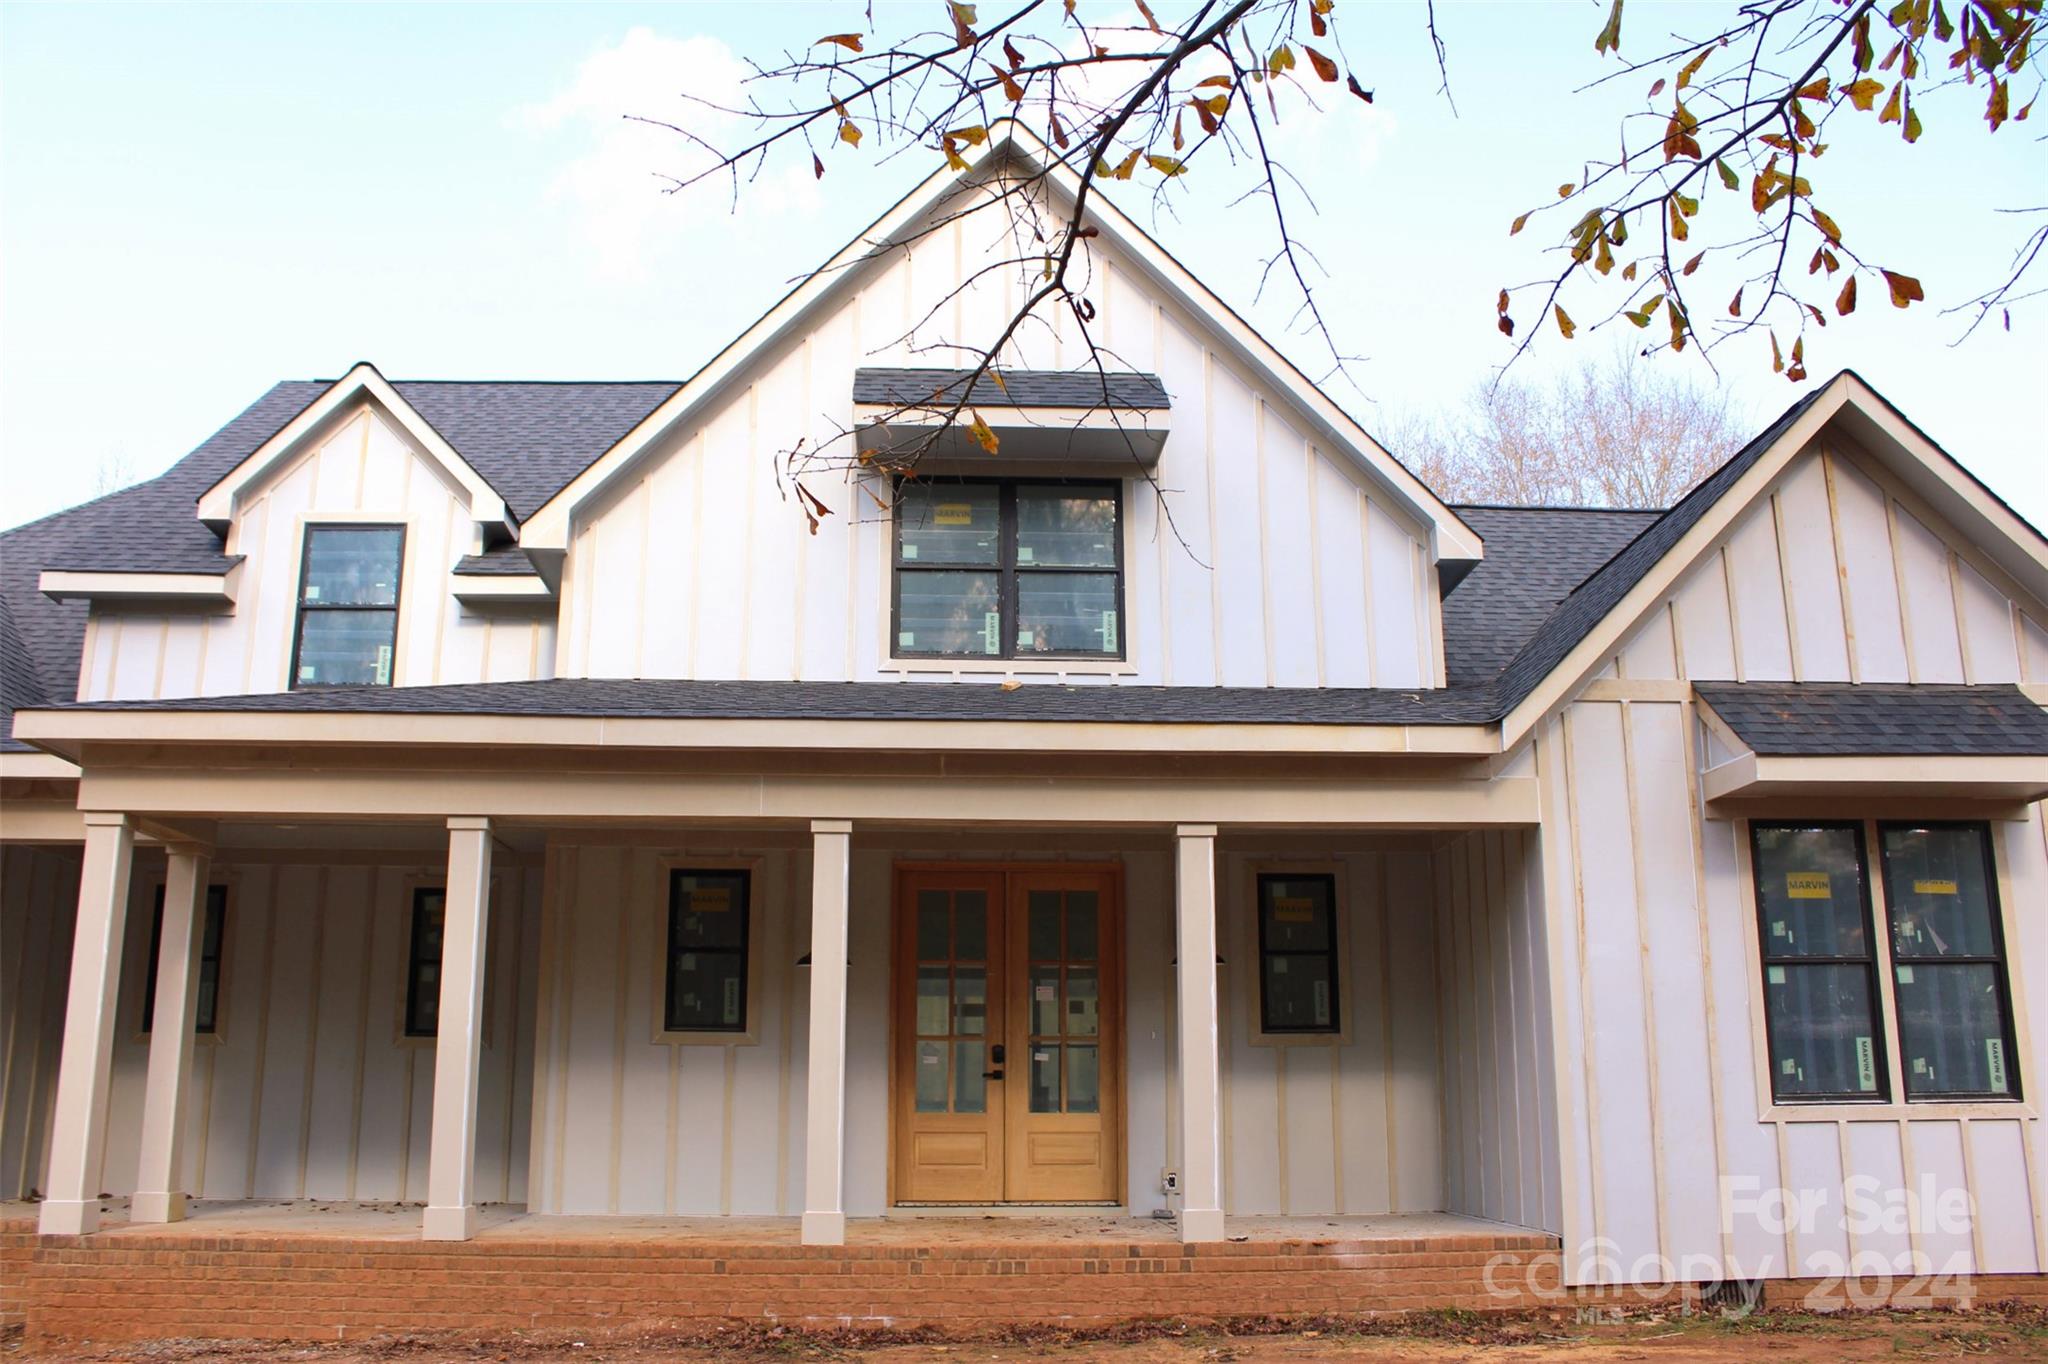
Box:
left=881, top=657, right=1137, bottom=678
left=1761, top=1099, right=2034, bottom=1123
left=652, top=1028, right=760, bottom=1047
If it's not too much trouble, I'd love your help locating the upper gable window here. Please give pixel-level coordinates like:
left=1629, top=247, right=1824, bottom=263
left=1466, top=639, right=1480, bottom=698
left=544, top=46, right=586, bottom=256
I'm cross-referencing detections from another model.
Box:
left=291, top=525, right=404, bottom=689
left=893, top=479, right=1122, bottom=660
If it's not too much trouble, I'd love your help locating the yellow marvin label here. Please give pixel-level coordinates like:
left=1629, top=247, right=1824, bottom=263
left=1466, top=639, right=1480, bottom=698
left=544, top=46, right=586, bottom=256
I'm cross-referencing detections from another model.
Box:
left=1912, top=878, right=1959, bottom=896
left=1786, top=871, right=1832, bottom=899
left=689, top=887, right=732, bottom=913
left=934, top=502, right=975, bottom=526
left=1272, top=896, right=1315, bottom=924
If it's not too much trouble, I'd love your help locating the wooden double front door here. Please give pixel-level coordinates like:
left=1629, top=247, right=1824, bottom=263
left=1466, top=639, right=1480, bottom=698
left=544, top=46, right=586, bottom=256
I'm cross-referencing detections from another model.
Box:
left=891, top=865, right=1123, bottom=1204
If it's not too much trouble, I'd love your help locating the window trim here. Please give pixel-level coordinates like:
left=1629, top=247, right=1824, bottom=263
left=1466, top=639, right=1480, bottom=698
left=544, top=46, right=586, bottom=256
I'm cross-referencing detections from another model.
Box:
left=1748, top=820, right=1890, bottom=1105
left=141, top=882, right=229, bottom=1038
left=403, top=886, right=446, bottom=1039
left=1874, top=819, right=2024, bottom=1104
left=288, top=522, right=407, bottom=691
left=1251, top=870, right=1345, bottom=1040
left=889, top=476, right=1126, bottom=664
left=1738, top=816, right=2033, bottom=1122
left=659, top=865, right=757, bottom=1041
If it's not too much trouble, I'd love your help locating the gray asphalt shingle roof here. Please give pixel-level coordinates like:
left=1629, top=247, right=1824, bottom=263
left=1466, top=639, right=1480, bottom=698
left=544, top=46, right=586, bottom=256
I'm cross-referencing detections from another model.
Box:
left=853, top=367, right=1171, bottom=410
left=55, top=676, right=1502, bottom=725
left=1696, top=682, right=2048, bottom=756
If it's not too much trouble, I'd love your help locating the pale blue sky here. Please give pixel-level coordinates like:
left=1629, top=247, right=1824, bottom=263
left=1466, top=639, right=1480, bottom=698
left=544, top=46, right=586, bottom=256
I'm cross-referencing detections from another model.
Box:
left=2, top=1, right=2042, bottom=531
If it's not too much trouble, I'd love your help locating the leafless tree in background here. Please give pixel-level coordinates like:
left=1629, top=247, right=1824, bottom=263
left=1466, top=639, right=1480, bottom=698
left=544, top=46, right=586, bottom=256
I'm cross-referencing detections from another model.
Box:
left=1386, top=351, right=1750, bottom=510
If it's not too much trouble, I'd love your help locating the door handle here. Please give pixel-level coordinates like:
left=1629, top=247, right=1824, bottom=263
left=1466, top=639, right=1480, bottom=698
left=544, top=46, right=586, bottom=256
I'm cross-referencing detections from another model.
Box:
left=983, top=1070, right=1005, bottom=1081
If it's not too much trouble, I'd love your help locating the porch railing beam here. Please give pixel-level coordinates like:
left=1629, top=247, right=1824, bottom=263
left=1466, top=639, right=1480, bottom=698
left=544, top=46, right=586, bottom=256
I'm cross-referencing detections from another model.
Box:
left=132, top=840, right=213, bottom=1223
left=1174, top=823, right=1226, bottom=1244
left=423, top=815, right=493, bottom=1241
left=39, top=811, right=137, bottom=1236
left=801, top=818, right=853, bottom=1246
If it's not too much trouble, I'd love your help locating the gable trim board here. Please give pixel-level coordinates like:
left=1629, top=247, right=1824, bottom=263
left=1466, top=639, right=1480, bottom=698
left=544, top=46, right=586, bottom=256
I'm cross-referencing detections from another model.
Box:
left=196, top=363, right=513, bottom=537
left=39, top=566, right=242, bottom=607
left=1493, top=372, right=2048, bottom=749
left=513, top=124, right=1484, bottom=574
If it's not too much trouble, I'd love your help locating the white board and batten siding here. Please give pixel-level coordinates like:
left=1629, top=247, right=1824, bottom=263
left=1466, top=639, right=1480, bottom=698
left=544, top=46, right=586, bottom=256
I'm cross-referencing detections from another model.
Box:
left=4, top=847, right=543, bottom=1205
left=556, top=194, right=1442, bottom=691
left=77, top=403, right=557, bottom=704
left=1538, top=438, right=2048, bottom=1285
left=526, top=841, right=1446, bottom=1218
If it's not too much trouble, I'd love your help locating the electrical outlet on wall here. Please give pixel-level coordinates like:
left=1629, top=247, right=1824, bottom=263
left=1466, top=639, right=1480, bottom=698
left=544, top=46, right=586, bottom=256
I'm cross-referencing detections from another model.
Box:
left=1161, top=1169, right=1180, bottom=1194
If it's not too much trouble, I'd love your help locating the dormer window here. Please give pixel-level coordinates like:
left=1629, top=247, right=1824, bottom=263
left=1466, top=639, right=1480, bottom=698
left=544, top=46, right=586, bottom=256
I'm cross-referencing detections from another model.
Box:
left=892, top=479, right=1123, bottom=660
left=290, top=525, right=404, bottom=688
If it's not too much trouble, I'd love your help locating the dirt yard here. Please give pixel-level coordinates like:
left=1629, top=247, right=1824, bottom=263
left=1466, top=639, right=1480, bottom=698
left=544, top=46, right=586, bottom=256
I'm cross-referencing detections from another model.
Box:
left=9, top=1305, right=2048, bottom=1364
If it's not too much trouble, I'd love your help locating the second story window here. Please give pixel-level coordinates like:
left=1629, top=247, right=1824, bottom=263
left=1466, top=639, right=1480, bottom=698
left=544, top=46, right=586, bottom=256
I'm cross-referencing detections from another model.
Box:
left=291, top=525, right=404, bottom=689
left=893, top=479, right=1122, bottom=660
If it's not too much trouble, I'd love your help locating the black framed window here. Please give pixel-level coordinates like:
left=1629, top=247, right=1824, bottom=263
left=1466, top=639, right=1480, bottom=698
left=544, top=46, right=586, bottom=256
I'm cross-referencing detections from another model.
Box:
left=142, top=885, right=228, bottom=1035
left=665, top=869, right=751, bottom=1033
left=1255, top=873, right=1340, bottom=1034
left=892, top=478, right=1122, bottom=659
left=404, top=887, right=447, bottom=1038
left=1750, top=823, right=1887, bottom=1102
left=1878, top=823, right=2020, bottom=1101
left=290, top=524, right=404, bottom=688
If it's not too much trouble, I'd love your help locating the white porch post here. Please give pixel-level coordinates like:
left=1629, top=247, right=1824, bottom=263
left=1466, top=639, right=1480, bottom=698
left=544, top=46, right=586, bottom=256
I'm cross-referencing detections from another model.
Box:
left=801, top=818, right=853, bottom=1246
left=132, top=842, right=213, bottom=1223
left=422, top=815, right=493, bottom=1241
left=39, top=812, right=136, bottom=1236
left=1174, top=823, right=1226, bottom=1243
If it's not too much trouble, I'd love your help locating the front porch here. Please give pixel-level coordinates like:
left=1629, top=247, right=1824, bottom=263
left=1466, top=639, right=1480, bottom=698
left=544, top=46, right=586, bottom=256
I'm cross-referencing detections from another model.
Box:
left=4, top=1198, right=1563, bottom=1342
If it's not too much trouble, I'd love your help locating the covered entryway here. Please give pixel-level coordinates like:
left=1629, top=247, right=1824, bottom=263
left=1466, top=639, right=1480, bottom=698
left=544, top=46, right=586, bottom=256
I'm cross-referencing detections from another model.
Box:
left=891, top=864, right=1122, bottom=1205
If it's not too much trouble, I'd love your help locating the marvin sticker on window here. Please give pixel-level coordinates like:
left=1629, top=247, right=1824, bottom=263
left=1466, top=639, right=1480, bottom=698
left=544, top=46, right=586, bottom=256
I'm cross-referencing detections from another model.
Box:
left=679, top=953, right=698, bottom=972
left=1018, top=546, right=1034, bottom=563
left=1035, top=983, right=1056, bottom=1001
left=1913, top=878, right=1959, bottom=896
left=902, top=544, right=919, bottom=560
left=299, top=665, right=317, bottom=682
left=691, top=887, right=732, bottom=913
left=1786, top=871, right=1832, bottom=899
left=900, top=631, right=917, bottom=648
left=1272, top=958, right=1288, bottom=975
left=1855, top=1036, right=1877, bottom=1091
left=305, top=585, right=322, bottom=601
left=983, top=612, right=1001, bottom=653
left=722, top=978, right=740, bottom=1024
left=1782, top=1058, right=1798, bottom=1075
left=1767, top=965, right=1786, bottom=985
left=375, top=644, right=393, bottom=686
left=1896, top=965, right=1914, bottom=984
left=1273, top=897, right=1315, bottom=924
left=1312, top=979, right=1330, bottom=1026
left=935, top=503, right=974, bottom=526
left=1986, top=1039, right=2009, bottom=1092
left=1100, top=610, right=1118, bottom=652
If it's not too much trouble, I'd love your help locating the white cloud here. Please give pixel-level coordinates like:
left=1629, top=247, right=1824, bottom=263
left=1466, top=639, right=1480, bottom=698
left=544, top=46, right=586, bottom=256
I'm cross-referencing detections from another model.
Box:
left=513, top=26, right=822, bottom=282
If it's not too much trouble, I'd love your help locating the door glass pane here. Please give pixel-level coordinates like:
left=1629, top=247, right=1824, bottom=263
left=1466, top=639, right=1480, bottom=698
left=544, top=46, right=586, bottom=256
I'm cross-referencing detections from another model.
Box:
left=1763, top=963, right=1883, bottom=1098
left=1015, top=486, right=1117, bottom=567
left=897, top=482, right=1000, bottom=565
left=1066, top=967, right=1099, bottom=1037
left=916, top=892, right=950, bottom=960
left=915, top=1040, right=947, bottom=1112
left=1881, top=826, right=1999, bottom=959
left=1065, top=1044, right=1099, bottom=1114
left=1029, top=1045, right=1061, bottom=1112
left=1753, top=826, right=1870, bottom=958
left=1065, top=892, right=1098, bottom=961
left=953, top=892, right=987, bottom=960
left=302, top=527, right=402, bottom=606
left=1030, top=965, right=1061, bottom=1034
left=954, top=1041, right=988, bottom=1114
left=953, top=966, right=987, bottom=1035
left=916, top=966, right=950, bottom=1035
left=295, top=609, right=397, bottom=687
left=1895, top=963, right=2012, bottom=1097
left=1028, top=891, right=1061, bottom=960
left=1015, top=572, right=1118, bottom=656
left=896, top=570, right=1000, bottom=656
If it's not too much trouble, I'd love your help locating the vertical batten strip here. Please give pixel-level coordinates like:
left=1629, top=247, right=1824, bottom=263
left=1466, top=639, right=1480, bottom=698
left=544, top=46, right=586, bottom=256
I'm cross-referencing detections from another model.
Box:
left=242, top=866, right=278, bottom=1199
left=1619, top=702, right=1672, bottom=1266
left=294, top=868, right=330, bottom=1198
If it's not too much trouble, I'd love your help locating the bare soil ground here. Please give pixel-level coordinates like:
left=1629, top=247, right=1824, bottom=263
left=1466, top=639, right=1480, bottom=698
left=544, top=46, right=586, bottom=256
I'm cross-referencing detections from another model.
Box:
left=8, top=1305, right=2048, bottom=1364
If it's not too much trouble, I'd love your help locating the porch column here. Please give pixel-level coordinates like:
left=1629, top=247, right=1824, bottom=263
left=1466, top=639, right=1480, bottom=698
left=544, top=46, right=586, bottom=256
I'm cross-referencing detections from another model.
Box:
left=1174, top=823, right=1226, bottom=1243
left=39, top=811, right=136, bottom=1236
left=422, top=815, right=493, bottom=1241
left=801, top=818, right=853, bottom=1246
left=132, top=841, right=213, bottom=1223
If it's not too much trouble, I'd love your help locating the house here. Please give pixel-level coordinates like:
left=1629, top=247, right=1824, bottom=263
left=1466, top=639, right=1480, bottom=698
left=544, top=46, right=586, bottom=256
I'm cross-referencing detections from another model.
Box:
left=2, top=130, right=2045, bottom=1340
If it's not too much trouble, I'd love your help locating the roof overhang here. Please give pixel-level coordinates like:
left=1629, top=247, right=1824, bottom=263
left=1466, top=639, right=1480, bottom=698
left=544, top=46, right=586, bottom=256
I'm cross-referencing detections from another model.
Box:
left=40, top=564, right=241, bottom=607
left=451, top=573, right=556, bottom=606
left=514, top=124, right=1483, bottom=576
left=11, top=704, right=1500, bottom=764
left=195, top=362, right=512, bottom=537
left=854, top=401, right=1168, bottom=469
left=1701, top=751, right=2048, bottom=805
